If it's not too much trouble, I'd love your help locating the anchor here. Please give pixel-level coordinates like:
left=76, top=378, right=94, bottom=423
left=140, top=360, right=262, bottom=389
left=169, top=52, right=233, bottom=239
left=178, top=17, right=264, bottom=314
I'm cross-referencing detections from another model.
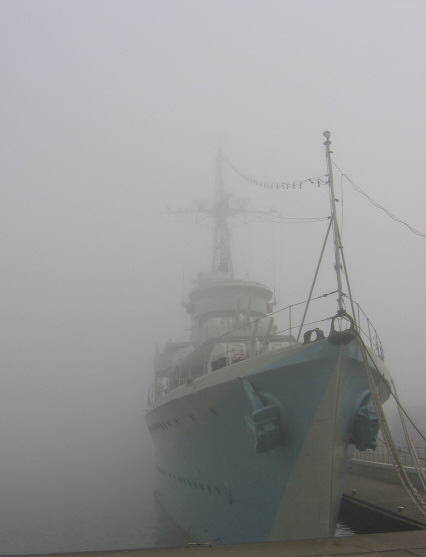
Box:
left=240, top=378, right=283, bottom=454
left=349, top=394, right=379, bottom=451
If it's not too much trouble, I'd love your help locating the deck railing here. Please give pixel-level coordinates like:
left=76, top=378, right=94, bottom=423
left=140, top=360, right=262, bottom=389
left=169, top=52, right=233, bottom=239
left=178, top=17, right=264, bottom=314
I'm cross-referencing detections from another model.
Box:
left=273, top=293, right=384, bottom=360
left=148, top=292, right=384, bottom=406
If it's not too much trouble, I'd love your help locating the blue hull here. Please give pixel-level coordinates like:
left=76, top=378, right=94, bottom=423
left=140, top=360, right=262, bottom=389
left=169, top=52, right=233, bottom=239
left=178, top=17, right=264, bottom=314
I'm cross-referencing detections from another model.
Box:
left=146, top=339, right=383, bottom=544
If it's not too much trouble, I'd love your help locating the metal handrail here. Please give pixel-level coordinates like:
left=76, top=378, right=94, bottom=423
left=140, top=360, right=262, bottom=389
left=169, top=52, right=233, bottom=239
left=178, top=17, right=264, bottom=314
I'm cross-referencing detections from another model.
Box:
left=147, top=293, right=384, bottom=405
left=353, top=445, right=426, bottom=467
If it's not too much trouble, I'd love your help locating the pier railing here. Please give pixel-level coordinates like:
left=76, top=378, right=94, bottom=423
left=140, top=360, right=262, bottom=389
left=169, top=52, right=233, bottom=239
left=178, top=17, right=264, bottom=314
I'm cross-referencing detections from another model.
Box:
left=352, top=445, right=426, bottom=468
left=351, top=445, right=426, bottom=490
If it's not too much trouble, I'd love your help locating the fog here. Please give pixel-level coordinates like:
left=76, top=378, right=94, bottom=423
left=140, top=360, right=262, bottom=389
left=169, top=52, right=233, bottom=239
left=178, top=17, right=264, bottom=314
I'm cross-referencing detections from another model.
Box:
left=1, top=0, right=426, bottom=552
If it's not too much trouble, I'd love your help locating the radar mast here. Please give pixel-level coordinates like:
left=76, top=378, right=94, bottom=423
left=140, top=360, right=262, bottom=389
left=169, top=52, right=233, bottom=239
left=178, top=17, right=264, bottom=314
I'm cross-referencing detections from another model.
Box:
left=211, top=149, right=234, bottom=277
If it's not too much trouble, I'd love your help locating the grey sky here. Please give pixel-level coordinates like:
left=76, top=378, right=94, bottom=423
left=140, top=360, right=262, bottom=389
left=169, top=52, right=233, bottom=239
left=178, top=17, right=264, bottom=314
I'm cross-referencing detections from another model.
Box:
left=1, top=1, right=426, bottom=545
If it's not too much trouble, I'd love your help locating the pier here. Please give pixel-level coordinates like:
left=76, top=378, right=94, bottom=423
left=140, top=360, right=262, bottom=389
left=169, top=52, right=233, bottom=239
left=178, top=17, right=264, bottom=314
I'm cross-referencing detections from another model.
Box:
left=6, top=531, right=426, bottom=557
left=342, top=472, right=426, bottom=533
left=4, top=450, right=426, bottom=557
left=342, top=445, right=426, bottom=530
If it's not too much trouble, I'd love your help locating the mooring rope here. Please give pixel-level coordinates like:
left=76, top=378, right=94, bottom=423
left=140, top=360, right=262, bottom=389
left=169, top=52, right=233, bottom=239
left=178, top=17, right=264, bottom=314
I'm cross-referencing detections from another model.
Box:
left=392, top=378, right=426, bottom=492
left=356, top=336, right=426, bottom=516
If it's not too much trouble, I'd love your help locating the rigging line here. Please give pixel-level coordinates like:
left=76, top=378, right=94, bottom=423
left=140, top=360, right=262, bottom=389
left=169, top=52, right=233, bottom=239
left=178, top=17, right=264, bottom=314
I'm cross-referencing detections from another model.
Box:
left=256, top=219, right=329, bottom=225
left=229, top=217, right=262, bottom=230
left=230, top=214, right=330, bottom=229
left=162, top=212, right=213, bottom=228
left=178, top=214, right=212, bottom=229
left=222, top=149, right=328, bottom=190
left=358, top=338, right=426, bottom=516
left=332, top=160, right=426, bottom=238
left=391, top=390, right=426, bottom=445
left=162, top=211, right=210, bottom=222
left=365, top=351, right=426, bottom=446
left=254, top=213, right=329, bottom=221
left=254, top=215, right=330, bottom=224
left=392, top=378, right=426, bottom=490
left=244, top=208, right=312, bottom=217
left=335, top=223, right=357, bottom=328
left=296, top=218, right=333, bottom=342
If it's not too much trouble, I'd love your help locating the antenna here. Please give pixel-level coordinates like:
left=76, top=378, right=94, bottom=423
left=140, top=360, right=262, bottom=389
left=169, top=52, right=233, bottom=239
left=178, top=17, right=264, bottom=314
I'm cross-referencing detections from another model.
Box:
left=323, top=131, right=344, bottom=311
left=323, top=131, right=358, bottom=326
left=212, top=148, right=234, bottom=277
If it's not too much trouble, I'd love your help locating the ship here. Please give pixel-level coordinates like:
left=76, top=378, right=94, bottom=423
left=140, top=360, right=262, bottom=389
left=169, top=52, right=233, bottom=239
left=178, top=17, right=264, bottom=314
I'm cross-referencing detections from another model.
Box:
left=146, top=132, right=391, bottom=544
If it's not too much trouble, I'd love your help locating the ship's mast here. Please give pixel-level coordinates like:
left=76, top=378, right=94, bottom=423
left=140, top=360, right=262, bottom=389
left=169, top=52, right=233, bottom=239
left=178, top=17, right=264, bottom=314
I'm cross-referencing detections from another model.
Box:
left=211, top=149, right=234, bottom=277
left=323, top=131, right=344, bottom=311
